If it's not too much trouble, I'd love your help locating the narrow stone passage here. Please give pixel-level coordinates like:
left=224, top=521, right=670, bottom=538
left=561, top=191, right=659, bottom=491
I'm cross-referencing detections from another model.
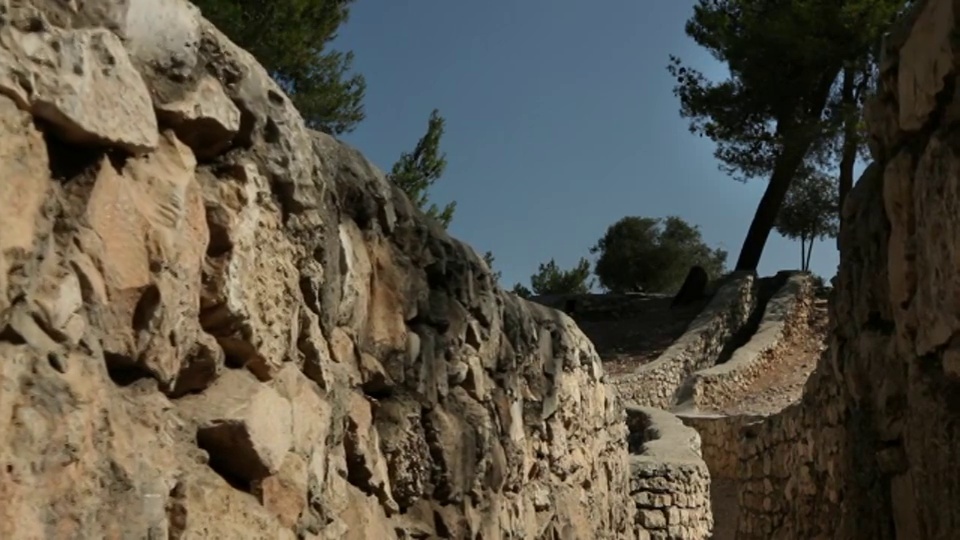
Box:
left=709, top=479, right=739, bottom=540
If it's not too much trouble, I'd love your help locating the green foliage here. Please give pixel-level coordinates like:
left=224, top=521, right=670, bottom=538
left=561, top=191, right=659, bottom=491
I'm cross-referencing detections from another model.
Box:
left=511, top=283, right=533, bottom=299
left=591, top=216, right=727, bottom=293
left=482, top=251, right=502, bottom=283
left=193, top=0, right=366, bottom=135
left=669, top=0, right=902, bottom=179
left=668, top=0, right=907, bottom=270
left=526, top=258, right=594, bottom=296
left=391, top=109, right=457, bottom=228
left=774, top=168, right=839, bottom=271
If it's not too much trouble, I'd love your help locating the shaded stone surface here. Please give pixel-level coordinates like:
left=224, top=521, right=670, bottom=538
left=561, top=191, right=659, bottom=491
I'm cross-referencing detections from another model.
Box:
left=734, top=1, right=960, bottom=538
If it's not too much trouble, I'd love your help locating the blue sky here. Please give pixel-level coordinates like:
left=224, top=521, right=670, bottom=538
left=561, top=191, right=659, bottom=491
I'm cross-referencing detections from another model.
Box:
left=333, top=0, right=842, bottom=289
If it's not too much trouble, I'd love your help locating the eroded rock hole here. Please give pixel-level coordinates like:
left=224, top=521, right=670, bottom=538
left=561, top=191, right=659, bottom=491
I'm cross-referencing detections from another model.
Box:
left=46, top=352, right=66, bottom=373
left=40, top=125, right=104, bottom=182
left=231, top=101, right=256, bottom=148
left=196, top=426, right=258, bottom=493
left=104, top=353, right=152, bottom=387
left=132, top=284, right=162, bottom=333
left=0, top=324, right=27, bottom=345
left=263, top=117, right=281, bottom=143
left=205, top=219, right=233, bottom=258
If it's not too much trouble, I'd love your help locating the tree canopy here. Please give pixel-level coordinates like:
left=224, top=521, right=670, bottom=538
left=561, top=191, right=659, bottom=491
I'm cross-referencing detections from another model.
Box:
left=390, top=109, right=457, bottom=228
left=669, top=0, right=906, bottom=271
left=513, top=258, right=594, bottom=296
left=774, top=168, right=839, bottom=271
left=194, top=0, right=366, bottom=135
left=592, top=216, right=727, bottom=293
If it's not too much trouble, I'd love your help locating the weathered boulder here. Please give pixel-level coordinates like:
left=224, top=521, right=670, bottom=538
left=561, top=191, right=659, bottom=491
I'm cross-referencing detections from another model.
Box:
left=0, top=1, right=637, bottom=538
left=178, top=369, right=293, bottom=483
left=0, top=2, right=158, bottom=152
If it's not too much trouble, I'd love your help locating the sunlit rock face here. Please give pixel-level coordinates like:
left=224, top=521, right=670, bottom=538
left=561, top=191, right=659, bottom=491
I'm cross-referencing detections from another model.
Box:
left=0, top=1, right=636, bottom=538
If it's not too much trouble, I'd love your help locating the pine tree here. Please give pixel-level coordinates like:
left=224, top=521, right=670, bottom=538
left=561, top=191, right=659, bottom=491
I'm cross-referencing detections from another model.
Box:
left=669, top=0, right=906, bottom=271
left=773, top=169, right=839, bottom=271
left=391, top=109, right=457, bottom=228
left=526, top=258, right=594, bottom=295
left=193, top=0, right=366, bottom=134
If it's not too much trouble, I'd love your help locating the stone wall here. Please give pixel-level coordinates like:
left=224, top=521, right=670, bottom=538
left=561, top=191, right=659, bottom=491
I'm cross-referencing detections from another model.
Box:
left=734, top=385, right=846, bottom=539
left=735, top=0, right=960, bottom=537
left=613, top=273, right=756, bottom=408
left=676, top=413, right=764, bottom=481
left=678, top=273, right=814, bottom=411
left=625, top=406, right=713, bottom=539
left=0, top=2, right=638, bottom=538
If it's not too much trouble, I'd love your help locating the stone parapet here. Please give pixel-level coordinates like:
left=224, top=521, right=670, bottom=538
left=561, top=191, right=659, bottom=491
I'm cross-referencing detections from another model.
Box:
left=625, top=406, right=713, bottom=539
left=678, top=273, right=814, bottom=412
left=676, top=412, right=764, bottom=481
left=613, top=273, right=756, bottom=408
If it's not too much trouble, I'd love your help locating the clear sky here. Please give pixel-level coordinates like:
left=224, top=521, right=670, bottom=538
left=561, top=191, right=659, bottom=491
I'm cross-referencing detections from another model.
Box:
left=333, top=0, right=842, bottom=289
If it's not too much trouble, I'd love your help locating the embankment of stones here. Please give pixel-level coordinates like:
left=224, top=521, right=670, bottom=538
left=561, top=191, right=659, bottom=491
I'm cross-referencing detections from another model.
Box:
left=624, top=405, right=713, bottom=539
left=612, top=273, right=756, bottom=408
left=675, top=272, right=814, bottom=411
left=731, top=1, right=960, bottom=537
left=0, top=2, right=638, bottom=538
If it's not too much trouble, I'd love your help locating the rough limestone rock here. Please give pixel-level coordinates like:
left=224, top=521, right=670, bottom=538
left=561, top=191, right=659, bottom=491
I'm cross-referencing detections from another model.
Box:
left=0, top=1, right=637, bottom=538
left=735, top=0, right=960, bottom=538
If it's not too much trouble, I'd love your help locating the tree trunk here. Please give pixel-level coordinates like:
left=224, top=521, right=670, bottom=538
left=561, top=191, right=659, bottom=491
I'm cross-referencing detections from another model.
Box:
left=734, top=140, right=814, bottom=272
left=805, top=234, right=815, bottom=272
left=837, top=65, right=860, bottom=238
left=734, top=64, right=842, bottom=273
left=800, top=237, right=807, bottom=271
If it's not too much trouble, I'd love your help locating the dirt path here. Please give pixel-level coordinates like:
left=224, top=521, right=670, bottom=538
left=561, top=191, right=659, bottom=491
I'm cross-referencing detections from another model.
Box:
left=710, top=479, right=740, bottom=540
left=719, top=299, right=829, bottom=416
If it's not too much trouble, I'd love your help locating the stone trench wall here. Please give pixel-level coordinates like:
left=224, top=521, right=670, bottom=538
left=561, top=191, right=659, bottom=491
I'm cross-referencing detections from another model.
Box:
left=0, top=2, right=638, bottom=539
left=613, top=273, right=756, bottom=408
left=624, top=406, right=713, bottom=540
left=734, top=0, right=960, bottom=538
left=670, top=274, right=814, bottom=484
left=679, top=272, right=814, bottom=411
left=675, top=413, right=764, bottom=481
left=734, top=368, right=846, bottom=539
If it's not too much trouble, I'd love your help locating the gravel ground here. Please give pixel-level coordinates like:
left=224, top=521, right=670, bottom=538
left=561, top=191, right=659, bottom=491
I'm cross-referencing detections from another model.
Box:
left=710, top=479, right=740, bottom=540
